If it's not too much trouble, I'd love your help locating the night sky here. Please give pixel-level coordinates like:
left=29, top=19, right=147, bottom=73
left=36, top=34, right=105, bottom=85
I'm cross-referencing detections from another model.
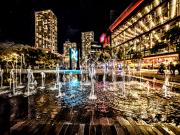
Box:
left=0, top=0, right=133, bottom=53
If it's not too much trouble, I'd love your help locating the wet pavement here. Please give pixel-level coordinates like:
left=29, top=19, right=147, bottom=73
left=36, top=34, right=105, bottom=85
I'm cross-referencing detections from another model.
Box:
left=0, top=74, right=180, bottom=135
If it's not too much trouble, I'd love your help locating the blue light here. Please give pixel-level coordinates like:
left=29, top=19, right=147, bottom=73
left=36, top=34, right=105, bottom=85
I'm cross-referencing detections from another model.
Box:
left=71, top=49, right=78, bottom=61
left=68, top=79, right=80, bottom=87
left=59, top=70, right=81, bottom=74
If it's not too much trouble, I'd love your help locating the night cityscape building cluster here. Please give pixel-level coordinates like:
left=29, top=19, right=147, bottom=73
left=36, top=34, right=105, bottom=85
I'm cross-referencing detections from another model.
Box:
left=0, top=0, right=180, bottom=135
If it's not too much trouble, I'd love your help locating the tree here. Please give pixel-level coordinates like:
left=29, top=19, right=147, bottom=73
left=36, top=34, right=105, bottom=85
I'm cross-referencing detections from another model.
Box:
left=151, top=41, right=168, bottom=54
left=131, top=51, right=143, bottom=63
left=163, top=26, right=180, bottom=45
left=163, top=26, right=180, bottom=59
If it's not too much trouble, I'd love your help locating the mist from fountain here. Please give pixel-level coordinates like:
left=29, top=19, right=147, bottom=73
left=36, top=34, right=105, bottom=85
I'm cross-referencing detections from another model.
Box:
left=10, top=69, right=16, bottom=95
left=0, top=69, right=4, bottom=88
left=88, top=64, right=97, bottom=100
left=121, top=65, right=126, bottom=97
left=25, top=68, right=36, bottom=96
left=16, top=54, right=25, bottom=89
left=63, top=71, right=66, bottom=84
left=103, top=64, right=106, bottom=91
left=38, top=72, right=45, bottom=90
left=163, top=76, right=170, bottom=97
left=49, top=64, right=59, bottom=91
left=56, top=82, right=64, bottom=98
left=80, top=70, right=83, bottom=90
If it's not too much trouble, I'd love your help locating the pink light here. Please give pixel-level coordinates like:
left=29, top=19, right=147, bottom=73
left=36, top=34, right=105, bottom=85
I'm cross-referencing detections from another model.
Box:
left=100, top=33, right=106, bottom=43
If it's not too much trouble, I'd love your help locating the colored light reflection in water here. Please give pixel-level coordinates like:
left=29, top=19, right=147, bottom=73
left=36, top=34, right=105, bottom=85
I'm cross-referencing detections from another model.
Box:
left=60, top=70, right=81, bottom=74
left=61, top=79, right=89, bottom=107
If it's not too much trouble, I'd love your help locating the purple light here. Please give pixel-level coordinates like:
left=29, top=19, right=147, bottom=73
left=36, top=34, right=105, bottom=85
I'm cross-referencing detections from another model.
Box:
left=100, top=33, right=106, bottom=43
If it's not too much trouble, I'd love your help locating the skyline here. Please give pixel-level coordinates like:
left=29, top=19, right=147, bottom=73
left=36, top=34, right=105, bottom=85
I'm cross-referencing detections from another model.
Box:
left=0, top=0, right=133, bottom=53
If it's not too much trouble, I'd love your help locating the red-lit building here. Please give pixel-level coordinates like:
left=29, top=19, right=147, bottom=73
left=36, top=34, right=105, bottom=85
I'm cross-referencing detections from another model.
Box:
left=106, top=0, right=180, bottom=69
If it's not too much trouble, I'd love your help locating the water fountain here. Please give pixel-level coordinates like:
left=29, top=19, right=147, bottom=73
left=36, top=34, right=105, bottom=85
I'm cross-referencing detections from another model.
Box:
left=10, top=69, right=16, bottom=95
left=0, top=69, right=8, bottom=90
left=103, top=64, right=106, bottom=91
left=126, top=65, right=131, bottom=83
left=0, top=69, right=4, bottom=89
left=80, top=70, right=84, bottom=90
left=162, top=76, right=170, bottom=97
left=121, top=64, right=126, bottom=97
left=49, top=64, right=59, bottom=90
left=56, top=82, right=64, bottom=98
left=24, top=68, right=36, bottom=96
left=69, top=72, right=72, bottom=83
left=62, top=71, right=66, bottom=84
left=3, top=57, right=180, bottom=134
left=16, top=54, right=25, bottom=89
left=139, top=61, right=142, bottom=89
left=146, top=81, right=150, bottom=95
left=88, top=64, right=97, bottom=100
left=15, top=54, right=18, bottom=89
left=38, top=72, right=45, bottom=90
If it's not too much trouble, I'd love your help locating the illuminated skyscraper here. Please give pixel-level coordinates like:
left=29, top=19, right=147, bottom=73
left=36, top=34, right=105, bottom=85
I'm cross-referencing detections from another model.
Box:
left=63, top=40, right=78, bottom=69
left=81, top=31, right=94, bottom=58
left=35, top=10, right=57, bottom=53
left=63, top=40, right=77, bottom=58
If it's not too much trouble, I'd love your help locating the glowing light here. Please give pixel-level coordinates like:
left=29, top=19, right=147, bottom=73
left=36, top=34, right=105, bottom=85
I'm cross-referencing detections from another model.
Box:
left=165, top=25, right=170, bottom=31
left=71, top=49, right=78, bottom=61
left=109, top=0, right=144, bottom=31
left=171, top=0, right=177, bottom=18
left=139, top=21, right=149, bottom=31
left=145, top=7, right=150, bottom=13
left=100, top=33, right=106, bottom=43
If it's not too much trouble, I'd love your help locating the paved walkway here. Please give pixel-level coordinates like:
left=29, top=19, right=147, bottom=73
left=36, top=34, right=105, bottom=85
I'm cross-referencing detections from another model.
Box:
left=10, top=117, right=180, bottom=135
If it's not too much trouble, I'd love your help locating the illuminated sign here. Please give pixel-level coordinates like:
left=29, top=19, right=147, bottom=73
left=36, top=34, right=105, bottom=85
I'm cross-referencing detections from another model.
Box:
left=71, top=49, right=78, bottom=61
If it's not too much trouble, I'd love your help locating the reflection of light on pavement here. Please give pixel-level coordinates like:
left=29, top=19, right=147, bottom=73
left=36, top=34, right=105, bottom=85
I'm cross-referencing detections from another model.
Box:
left=62, top=80, right=88, bottom=107
left=68, top=79, right=80, bottom=87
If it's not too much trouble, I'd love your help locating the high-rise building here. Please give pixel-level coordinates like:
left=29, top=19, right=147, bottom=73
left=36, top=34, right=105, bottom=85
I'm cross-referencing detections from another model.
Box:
left=109, top=0, right=180, bottom=68
left=35, top=10, right=57, bottom=53
left=63, top=40, right=77, bottom=58
left=63, top=40, right=78, bottom=69
left=81, top=31, right=94, bottom=58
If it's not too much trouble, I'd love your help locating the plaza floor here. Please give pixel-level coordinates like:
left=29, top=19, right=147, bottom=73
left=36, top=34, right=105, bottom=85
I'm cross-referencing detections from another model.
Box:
left=0, top=71, right=180, bottom=135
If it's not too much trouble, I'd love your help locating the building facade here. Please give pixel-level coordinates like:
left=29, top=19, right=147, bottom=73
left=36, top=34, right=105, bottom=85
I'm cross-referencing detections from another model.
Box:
left=90, top=41, right=102, bottom=54
left=81, top=31, right=94, bottom=59
left=35, top=10, right=57, bottom=53
left=63, top=40, right=77, bottom=69
left=110, top=0, right=180, bottom=69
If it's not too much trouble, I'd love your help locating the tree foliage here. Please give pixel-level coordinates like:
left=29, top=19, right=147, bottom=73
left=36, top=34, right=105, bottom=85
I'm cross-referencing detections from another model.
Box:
left=163, top=26, right=180, bottom=44
left=151, top=41, right=168, bottom=54
left=0, top=43, right=62, bottom=69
